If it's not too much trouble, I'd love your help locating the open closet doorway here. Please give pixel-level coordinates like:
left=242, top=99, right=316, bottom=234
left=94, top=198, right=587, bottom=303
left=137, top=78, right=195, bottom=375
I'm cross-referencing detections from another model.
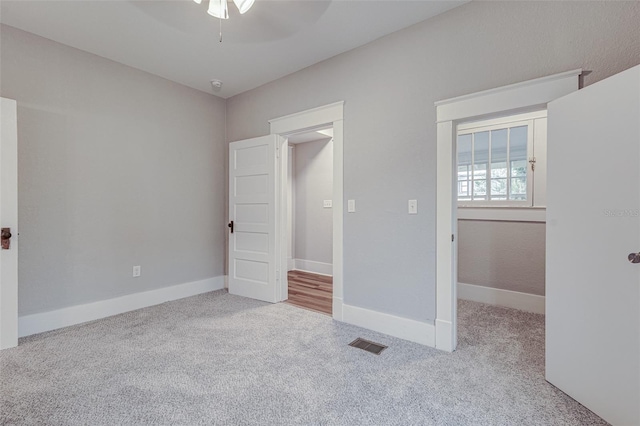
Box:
left=285, top=128, right=334, bottom=315
left=455, top=110, right=547, bottom=315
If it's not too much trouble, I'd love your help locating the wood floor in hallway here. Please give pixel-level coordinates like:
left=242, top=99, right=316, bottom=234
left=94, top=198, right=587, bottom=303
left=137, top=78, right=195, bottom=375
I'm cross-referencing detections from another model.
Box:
left=285, top=270, right=332, bottom=315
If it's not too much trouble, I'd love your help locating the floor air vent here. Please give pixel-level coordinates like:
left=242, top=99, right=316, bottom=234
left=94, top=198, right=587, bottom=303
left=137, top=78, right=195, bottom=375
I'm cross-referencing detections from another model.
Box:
left=348, top=338, right=387, bottom=355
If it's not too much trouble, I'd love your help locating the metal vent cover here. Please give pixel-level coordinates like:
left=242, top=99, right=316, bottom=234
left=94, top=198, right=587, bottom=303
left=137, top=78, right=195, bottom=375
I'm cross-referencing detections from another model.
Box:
left=348, top=338, right=387, bottom=355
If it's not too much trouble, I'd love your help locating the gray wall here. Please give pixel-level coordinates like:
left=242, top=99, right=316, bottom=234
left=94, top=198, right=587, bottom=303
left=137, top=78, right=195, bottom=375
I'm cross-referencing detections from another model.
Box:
left=458, top=220, right=546, bottom=296
left=294, top=138, right=333, bottom=265
left=226, top=1, right=640, bottom=323
left=0, top=25, right=227, bottom=316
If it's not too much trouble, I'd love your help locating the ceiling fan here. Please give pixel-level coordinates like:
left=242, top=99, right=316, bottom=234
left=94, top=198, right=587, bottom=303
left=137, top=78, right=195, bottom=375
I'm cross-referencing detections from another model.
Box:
left=194, top=0, right=255, bottom=20
left=193, top=0, right=255, bottom=41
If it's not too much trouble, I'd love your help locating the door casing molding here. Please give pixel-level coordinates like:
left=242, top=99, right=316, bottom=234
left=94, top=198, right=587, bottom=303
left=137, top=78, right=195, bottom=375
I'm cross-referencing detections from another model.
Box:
left=269, top=102, right=344, bottom=320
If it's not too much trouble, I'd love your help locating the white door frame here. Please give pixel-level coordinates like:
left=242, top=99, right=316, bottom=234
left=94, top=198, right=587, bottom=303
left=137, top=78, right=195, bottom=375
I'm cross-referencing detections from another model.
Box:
left=1, top=97, right=19, bottom=350
left=434, top=70, right=581, bottom=352
left=269, top=101, right=344, bottom=320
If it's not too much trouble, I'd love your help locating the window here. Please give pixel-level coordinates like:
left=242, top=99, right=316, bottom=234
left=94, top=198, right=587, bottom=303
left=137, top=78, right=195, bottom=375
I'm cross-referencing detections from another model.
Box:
left=457, top=111, right=546, bottom=208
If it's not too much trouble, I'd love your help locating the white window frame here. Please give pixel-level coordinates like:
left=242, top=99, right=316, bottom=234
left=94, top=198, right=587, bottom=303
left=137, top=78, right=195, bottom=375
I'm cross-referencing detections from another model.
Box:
left=457, top=110, right=548, bottom=222
left=457, top=117, right=534, bottom=207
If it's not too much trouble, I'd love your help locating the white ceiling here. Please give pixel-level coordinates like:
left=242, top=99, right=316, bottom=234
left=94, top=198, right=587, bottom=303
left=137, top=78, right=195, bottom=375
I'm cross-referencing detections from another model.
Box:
left=0, top=0, right=467, bottom=98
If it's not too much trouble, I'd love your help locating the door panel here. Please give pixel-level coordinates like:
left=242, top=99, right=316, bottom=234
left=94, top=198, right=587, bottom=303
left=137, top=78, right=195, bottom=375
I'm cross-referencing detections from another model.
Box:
left=1, top=97, right=18, bottom=350
left=228, top=135, right=279, bottom=303
left=546, top=65, right=640, bottom=425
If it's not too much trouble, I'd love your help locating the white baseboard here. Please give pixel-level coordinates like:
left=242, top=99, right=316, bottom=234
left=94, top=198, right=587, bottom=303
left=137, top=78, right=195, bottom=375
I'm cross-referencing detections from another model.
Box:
left=458, top=282, right=545, bottom=314
left=18, top=276, right=225, bottom=338
left=435, top=319, right=455, bottom=352
left=341, top=303, right=435, bottom=347
left=293, top=259, right=332, bottom=276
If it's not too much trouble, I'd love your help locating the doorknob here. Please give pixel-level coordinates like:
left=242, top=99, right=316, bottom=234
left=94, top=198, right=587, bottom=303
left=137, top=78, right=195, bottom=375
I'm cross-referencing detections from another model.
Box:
left=228, top=221, right=234, bottom=234
left=628, top=253, right=640, bottom=264
left=1, top=227, right=11, bottom=250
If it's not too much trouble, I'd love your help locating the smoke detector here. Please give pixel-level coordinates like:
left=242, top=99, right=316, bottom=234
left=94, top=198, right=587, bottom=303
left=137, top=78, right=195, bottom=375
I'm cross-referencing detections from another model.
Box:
left=210, top=79, right=223, bottom=91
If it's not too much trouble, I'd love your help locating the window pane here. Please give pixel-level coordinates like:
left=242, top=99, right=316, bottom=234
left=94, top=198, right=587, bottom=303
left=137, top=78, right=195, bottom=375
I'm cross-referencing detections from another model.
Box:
left=510, top=126, right=527, bottom=161
left=510, top=177, right=527, bottom=200
left=458, top=165, right=470, bottom=199
left=510, top=159, right=528, bottom=177
left=491, top=129, right=508, bottom=163
left=474, top=131, right=489, bottom=163
left=457, top=134, right=472, bottom=166
left=490, top=129, right=508, bottom=198
left=473, top=132, right=489, bottom=200
left=457, top=134, right=472, bottom=200
left=491, top=178, right=507, bottom=199
left=473, top=179, right=486, bottom=199
left=509, top=126, right=528, bottom=200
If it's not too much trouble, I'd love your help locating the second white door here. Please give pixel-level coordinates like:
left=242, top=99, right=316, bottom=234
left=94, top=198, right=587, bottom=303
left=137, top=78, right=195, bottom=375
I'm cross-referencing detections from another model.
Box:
left=546, top=65, right=640, bottom=425
left=228, top=135, right=281, bottom=303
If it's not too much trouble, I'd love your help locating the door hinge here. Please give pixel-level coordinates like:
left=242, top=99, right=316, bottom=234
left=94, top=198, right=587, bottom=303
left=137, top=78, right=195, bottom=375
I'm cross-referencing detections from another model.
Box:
left=529, top=157, right=536, bottom=172
left=276, top=143, right=280, bottom=159
left=452, top=234, right=455, bottom=242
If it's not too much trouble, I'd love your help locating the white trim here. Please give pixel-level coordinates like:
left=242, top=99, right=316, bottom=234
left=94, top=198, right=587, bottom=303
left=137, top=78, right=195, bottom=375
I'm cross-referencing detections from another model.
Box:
left=270, top=102, right=344, bottom=323
left=435, top=319, right=454, bottom=352
left=269, top=102, right=344, bottom=135
left=458, top=207, right=546, bottom=222
left=436, top=69, right=582, bottom=123
left=0, top=97, right=19, bottom=350
left=435, top=69, right=581, bottom=352
left=293, top=259, right=333, bottom=276
left=458, top=282, right=545, bottom=315
left=342, top=303, right=435, bottom=346
left=436, top=121, right=457, bottom=352
left=333, top=297, right=343, bottom=321
left=18, top=276, right=225, bottom=338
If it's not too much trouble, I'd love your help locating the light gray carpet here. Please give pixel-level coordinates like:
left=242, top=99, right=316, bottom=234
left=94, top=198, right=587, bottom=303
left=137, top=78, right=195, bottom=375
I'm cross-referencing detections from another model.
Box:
left=0, top=290, right=606, bottom=425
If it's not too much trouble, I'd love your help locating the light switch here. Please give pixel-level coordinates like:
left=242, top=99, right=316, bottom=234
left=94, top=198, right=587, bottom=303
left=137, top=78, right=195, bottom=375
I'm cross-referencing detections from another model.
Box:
left=408, top=199, right=418, bottom=214
left=323, top=200, right=332, bottom=208
left=348, top=199, right=356, bottom=213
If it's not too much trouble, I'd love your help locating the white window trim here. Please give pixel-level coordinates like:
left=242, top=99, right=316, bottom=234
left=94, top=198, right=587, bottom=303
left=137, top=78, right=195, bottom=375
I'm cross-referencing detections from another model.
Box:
left=434, top=69, right=581, bottom=352
left=457, top=207, right=546, bottom=222
left=456, top=110, right=548, bottom=216
left=457, top=117, right=535, bottom=207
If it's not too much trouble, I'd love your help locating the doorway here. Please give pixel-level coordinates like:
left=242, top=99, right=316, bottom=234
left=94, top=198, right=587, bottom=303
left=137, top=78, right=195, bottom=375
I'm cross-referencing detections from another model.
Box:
left=434, top=69, right=582, bottom=352
left=285, top=129, right=334, bottom=315
left=455, top=110, right=547, bottom=315
left=269, top=101, right=344, bottom=321
left=227, top=102, right=344, bottom=317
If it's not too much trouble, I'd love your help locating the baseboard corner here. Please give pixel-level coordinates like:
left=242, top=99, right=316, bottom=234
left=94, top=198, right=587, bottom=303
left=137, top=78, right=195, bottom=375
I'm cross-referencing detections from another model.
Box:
left=341, top=303, right=435, bottom=347
left=293, top=259, right=333, bottom=276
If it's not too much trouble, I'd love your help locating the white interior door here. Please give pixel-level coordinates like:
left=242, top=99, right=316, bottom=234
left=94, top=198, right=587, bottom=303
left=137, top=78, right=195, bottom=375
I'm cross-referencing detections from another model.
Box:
left=228, top=135, right=280, bottom=303
left=546, top=65, right=640, bottom=425
left=0, top=97, right=19, bottom=350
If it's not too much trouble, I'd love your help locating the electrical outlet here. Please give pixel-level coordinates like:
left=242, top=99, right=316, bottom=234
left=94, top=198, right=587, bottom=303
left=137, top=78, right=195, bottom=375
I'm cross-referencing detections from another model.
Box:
left=133, top=265, right=141, bottom=277
left=348, top=199, right=356, bottom=213
left=323, top=200, right=332, bottom=208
